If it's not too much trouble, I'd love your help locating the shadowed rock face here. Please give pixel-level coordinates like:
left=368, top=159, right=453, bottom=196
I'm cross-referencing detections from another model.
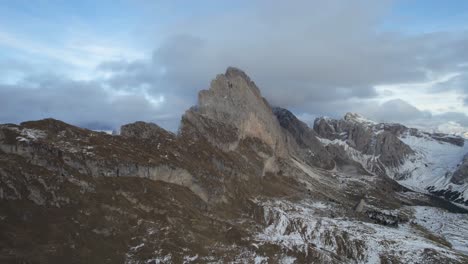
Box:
left=272, top=107, right=335, bottom=170
left=314, top=113, right=413, bottom=168
left=453, top=154, right=468, bottom=185
left=313, top=112, right=468, bottom=206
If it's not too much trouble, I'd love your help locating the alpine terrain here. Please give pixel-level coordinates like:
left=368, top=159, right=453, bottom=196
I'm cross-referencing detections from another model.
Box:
left=1, top=67, right=468, bottom=263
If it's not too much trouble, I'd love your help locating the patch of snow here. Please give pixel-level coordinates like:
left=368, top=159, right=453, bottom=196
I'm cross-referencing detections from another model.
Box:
left=412, top=206, right=468, bottom=254
left=129, top=243, right=145, bottom=251
left=15, top=128, right=46, bottom=142
left=319, top=127, right=468, bottom=204
left=92, top=129, right=113, bottom=134
left=317, top=137, right=381, bottom=173
left=280, top=256, right=296, bottom=264
left=391, top=133, right=468, bottom=201
left=255, top=199, right=463, bottom=263
left=345, top=112, right=377, bottom=125
left=183, top=254, right=199, bottom=263
left=254, top=256, right=268, bottom=264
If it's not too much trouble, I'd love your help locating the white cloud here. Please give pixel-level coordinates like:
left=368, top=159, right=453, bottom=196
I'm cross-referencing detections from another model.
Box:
left=0, top=29, right=145, bottom=80
left=374, top=72, right=468, bottom=114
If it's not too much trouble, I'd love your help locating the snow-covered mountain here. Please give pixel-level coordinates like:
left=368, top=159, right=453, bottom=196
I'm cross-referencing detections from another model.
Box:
left=314, top=112, right=468, bottom=206
left=1, top=67, right=468, bottom=263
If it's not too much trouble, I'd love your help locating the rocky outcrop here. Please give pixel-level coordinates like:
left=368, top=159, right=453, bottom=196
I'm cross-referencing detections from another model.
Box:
left=121, top=121, right=174, bottom=140
left=314, top=112, right=468, bottom=205
left=353, top=198, right=366, bottom=213
left=0, top=119, right=216, bottom=202
left=431, top=134, right=465, bottom=147
left=272, top=107, right=334, bottom=169
left=314, top=113, right=413, bottom=169
left=366, top=210, right=402, bottom=227
left=452, top=154, right=468, bottom=185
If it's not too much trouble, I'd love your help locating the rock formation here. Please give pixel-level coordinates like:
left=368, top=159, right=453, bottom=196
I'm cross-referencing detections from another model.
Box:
left=273, top=107, right=335, bottom=170
left=452, top=154, right=468, bottom=185
left=314, top=112, right=468, bottom=205
left=182, top=67, right=287, bottom=156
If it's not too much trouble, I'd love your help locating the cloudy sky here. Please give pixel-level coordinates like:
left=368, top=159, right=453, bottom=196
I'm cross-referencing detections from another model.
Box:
left=1, top=0, right=468, bottom=135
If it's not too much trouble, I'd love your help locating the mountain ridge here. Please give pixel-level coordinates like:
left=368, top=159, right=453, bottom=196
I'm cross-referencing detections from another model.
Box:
left=1, top=67, right=468, bottom=263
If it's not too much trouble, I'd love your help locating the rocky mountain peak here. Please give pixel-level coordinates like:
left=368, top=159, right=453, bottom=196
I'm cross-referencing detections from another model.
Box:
left=121, top=121, right=173, bottom=140
left=181, top=67, right=286, bottom=156
left=20, top=118, right=80, bottom=134
left=314, top=113, right=414, bottom=171
left=343, top=112, right=376, bottom=125
left=225, top=66, right=255, bottom=87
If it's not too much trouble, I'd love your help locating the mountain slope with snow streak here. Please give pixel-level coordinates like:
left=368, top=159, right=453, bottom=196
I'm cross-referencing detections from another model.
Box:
left=394, top=132, right=468, bottom=203
left=254, top=198, right=467, bottom=264
left=314, top=113, right=468, bottom=206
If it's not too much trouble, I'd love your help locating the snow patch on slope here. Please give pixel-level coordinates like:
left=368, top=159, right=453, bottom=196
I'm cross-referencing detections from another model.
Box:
left=12, top=128, right=47, bottom=142
left=393, top=133, right=468, bottom=201
left=317, top=137, right=381, bottom=173
left=344, top=112, right=377, bottom=126
left=255, top=199, right=463, bottom=263
left=413, top=206, right=468, bottom=254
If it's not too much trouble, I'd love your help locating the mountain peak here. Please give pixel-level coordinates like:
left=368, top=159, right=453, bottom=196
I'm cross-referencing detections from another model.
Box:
left=343, top=112, right=376, bottom=124
left=225, top=66, right=251, bottom=81
left=182, top=67, right=286, bottom=155
left=222, top=66, right=262, bottom=98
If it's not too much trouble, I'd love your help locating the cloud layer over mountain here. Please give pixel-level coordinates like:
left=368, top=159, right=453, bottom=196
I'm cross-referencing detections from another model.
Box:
left=1, top=0, right=467, bottom=134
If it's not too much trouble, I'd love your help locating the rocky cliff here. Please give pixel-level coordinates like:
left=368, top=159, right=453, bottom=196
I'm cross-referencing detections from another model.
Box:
left=182, top=67, right=287, bottom=156
left=272, top=107, right=335, bottom=170
left=453, top=154, right=468, bottom=185
left=314, top=113, right=414, bottom=169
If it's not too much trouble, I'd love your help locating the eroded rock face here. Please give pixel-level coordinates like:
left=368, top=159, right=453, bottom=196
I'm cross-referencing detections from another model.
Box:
left=314, top=113, right=413, bottom=168
left=182, top=67, right=287, bottom=156
left=313, top=112, right=468, bottom=205
left=452, top=154, right=468, bottom=185
left=272, top=107, right=334, bottom=170
left=0, top=120, right=214, bottom=203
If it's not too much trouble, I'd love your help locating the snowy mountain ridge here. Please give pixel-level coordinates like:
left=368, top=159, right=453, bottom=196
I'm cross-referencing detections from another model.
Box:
left=314, top=113, right=468, bottom=205
left=396, top=131, right=468, bottom=202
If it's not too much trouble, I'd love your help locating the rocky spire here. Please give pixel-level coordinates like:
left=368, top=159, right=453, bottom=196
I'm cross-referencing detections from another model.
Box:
left=181, top=67, right=287, bottom=156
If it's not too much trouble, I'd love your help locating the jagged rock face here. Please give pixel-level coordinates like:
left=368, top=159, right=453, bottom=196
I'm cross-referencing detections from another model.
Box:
left=182, top=67, right=287, bottom=156
left=314, top=113, right=413, bottom=168
left=272, top=107, right=334, bottom=169
left=374, top=131, right=414, bottom=167
left=429, top=133, right=465, bottom=147
left=452, top=154, right=468, bottom=185
left=314, top=112, right=468, bottom=205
